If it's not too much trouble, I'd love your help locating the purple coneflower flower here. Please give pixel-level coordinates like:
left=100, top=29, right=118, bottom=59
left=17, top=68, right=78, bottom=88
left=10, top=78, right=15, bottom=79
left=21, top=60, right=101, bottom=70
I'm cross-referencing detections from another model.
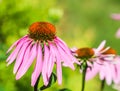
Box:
left=86, top=40, right=120, bottom=85
left=6, top=22, right=78, bottom=86
left=73, top=46, right=98, bottom=91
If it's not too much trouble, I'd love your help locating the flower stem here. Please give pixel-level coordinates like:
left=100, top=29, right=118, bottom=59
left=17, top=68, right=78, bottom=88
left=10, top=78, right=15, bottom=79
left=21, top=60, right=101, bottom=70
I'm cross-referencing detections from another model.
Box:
left=34, top=75, right=41, bottom=91
left=81, top=62, right=87, bottom=91
left=100, top=79, right=105, bottom=91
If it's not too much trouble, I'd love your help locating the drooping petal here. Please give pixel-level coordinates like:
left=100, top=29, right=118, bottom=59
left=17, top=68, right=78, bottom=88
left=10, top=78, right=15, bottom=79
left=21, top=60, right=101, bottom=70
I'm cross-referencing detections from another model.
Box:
left=31, top=42, right=43, bottom=86
left=55, top=52, right=62, bottom=84
left=16, top=43, right=37, bottom=79
left=6, top=35, right=28, bottom=54
left=113, top=63, right=120, bottom=84
left=50, top=43, right=62, bottom=84
left=55, top=37, right=72, bottom=56
left=104, top=63, right=112, bottom=85
left=111, top=64, right=119, bottom=84
left=99, top=65, right=106, bottom=80
left=117, top=61, right=120, bottom=82
left=47, top=43, right=55, bottom=78
left=42, top=44, right=50, bottom=86
left=47, top=53, right=55, bottom=78
left=14, top=42, right=32, bottom=74
left=86, top=62, right=100, bottom=80
left=7, top=37, right=29, bottom=64
left=13, top=40, right=32, bottom=74
left=55, top=42, right=75, bottom=69
left=54, top=37, right=79, bottom=64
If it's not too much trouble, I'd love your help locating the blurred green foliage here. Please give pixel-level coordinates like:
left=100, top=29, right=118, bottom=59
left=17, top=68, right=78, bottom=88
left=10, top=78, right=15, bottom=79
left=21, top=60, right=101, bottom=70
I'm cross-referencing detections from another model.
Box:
left=0, top=0, right=120, bottom=91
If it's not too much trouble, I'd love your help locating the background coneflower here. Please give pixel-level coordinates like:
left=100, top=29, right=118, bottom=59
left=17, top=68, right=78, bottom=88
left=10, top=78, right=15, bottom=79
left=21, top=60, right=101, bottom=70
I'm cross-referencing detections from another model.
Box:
left=86, top=40, right=120, bottom=91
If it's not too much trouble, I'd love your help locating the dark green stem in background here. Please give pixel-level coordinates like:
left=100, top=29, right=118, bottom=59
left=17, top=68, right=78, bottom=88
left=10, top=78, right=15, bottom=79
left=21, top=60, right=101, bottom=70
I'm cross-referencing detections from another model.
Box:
left=101, top=79, right=105, bottom=91
left=34, top=75, right=41, bottom=91
left=81, top=62, right=87, bottom=91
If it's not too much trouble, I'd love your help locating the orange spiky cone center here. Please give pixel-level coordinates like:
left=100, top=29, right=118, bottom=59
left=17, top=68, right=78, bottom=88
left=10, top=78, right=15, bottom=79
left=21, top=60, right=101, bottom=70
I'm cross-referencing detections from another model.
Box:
left=75, top=47, right=94, bottom=59
left=29, top=22, right=56, bottom=41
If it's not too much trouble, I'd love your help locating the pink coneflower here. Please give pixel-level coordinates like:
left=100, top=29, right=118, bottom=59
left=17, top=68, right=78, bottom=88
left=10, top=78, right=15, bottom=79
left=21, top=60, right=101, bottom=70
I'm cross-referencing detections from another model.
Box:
left=73, top=41, right=110, bottom=74
left=74, top=47, right=97, bottom=91
left=6, top=22, right=78, bottom=87
left=72, top=40, right=120, bottom=91
left=86, top=40, right=120, bottom=85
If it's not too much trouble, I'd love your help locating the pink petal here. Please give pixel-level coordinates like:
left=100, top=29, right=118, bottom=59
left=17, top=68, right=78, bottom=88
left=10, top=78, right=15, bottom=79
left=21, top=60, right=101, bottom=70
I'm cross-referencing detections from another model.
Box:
left=7, top=40, right=19, bottom=54
left=111, top=64, right=119, bottom=84
left=47, top=54, right=55, bottom=78
left=56, top=52, right=62, bottom=84
left=54, top=38, right=79, bottom=64
left=7, top=38, right=28, bottom=64
left=55, top=43, right=74, bottom=69
left=31, top=43, right=43, bottom=86
left=6, top=35, right=28, bottom=54
left=50, top=43, right=62, bottom=84
left=113, top=56, right=120, bottom=84
left=16, top=43, right=37, bottom=79
left=96, top=40, right=106, bottom=52
left=47, top=45, right=55, bottom=78
left=86, top=62, right=100, bottom=80
left=117, top=62, right=120, bottom=82
left=55, top=37, right=72, bottom=56
left=99, top=66, right=106, bottom=80
left=55, top=37, right=67, bottom=46
left=104, top=63, right=112, bottom=85
left=14, top=42, right=32, bottom=74
left=42, top=44, right=50, bottom=86
left=114, top=63, right=120, bottom=84
left=13, top=40, right=31, bottom=74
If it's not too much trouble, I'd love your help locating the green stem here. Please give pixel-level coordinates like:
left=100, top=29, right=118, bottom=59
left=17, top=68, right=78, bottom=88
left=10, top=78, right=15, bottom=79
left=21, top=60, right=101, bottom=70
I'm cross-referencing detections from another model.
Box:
left=100, top=79, right=105, bottom=91
left=81, top=62, right=87, bottom=91
left=34, top=75, right=41, bottom=91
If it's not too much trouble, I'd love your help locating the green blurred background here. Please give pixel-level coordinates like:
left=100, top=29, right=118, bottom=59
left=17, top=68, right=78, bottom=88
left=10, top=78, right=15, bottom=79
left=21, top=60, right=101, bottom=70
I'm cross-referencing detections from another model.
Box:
left=0, top=0, right=120, bottom=91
